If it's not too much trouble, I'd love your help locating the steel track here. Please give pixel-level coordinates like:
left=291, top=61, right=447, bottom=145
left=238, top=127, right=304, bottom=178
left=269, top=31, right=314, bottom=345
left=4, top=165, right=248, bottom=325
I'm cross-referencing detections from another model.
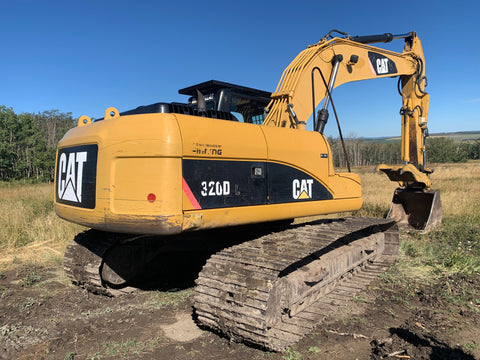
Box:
left=63, top=230, right=136, bottom=296
left=194, top=217, right=398, bottom=351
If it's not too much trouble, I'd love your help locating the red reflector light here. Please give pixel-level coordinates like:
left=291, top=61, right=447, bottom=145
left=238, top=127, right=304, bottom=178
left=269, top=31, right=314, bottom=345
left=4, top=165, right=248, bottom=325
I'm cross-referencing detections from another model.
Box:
left=147, top=193, right=156, bottom=203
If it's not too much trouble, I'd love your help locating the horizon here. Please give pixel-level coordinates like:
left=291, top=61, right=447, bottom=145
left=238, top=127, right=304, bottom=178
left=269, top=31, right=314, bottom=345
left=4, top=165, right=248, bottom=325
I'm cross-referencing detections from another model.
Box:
left=327, top=129, right=480, bottom=141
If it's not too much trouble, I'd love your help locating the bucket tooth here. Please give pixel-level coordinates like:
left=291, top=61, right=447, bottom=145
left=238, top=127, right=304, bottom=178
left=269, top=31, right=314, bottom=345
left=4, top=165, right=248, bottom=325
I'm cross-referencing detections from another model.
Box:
left=387, top=188, right=442, bottom=232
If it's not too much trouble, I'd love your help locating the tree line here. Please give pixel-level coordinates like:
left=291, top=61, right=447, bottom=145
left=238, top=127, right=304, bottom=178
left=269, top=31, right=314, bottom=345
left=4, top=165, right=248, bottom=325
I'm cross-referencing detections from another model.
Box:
left=0, top=106, right=75, bottom=181
left=1, top=104, right=479, bottom=182
left=329, top=136, right=480, bottom=168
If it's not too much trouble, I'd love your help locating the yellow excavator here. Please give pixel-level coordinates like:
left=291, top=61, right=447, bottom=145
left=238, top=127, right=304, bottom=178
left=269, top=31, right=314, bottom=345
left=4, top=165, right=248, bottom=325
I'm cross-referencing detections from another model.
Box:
left=55, top=30, right=442, bottom=350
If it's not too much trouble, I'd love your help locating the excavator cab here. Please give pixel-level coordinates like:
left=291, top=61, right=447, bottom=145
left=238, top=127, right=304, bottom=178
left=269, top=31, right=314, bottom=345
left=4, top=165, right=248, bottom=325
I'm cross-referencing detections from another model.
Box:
left=117, top=80, right=271, bottom=124
left=179, top=80, right=271, bottom=124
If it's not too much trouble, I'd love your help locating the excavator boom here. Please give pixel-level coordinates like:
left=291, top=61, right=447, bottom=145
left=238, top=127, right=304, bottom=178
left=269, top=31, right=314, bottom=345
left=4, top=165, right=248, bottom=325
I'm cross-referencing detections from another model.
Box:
left=263, top=30, right=441, bottom=231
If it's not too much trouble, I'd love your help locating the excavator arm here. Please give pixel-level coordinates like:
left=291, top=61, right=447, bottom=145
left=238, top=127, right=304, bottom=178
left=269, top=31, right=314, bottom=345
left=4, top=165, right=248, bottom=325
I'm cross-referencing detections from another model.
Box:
left=264, top=31, right=441, bottom=230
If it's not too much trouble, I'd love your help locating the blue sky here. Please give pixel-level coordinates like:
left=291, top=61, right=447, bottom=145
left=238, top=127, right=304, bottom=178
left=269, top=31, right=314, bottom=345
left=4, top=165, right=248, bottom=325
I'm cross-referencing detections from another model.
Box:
left=1, top=0, right=479, bottom=137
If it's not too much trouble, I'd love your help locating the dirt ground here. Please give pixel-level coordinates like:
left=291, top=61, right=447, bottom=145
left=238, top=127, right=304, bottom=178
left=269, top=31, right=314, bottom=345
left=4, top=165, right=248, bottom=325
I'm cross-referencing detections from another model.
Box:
left=1, top=253, right=480, bottom=360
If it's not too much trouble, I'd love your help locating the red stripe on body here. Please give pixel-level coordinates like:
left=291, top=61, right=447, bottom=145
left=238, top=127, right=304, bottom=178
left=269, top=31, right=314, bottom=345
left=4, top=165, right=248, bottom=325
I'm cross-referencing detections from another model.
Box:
left=182, top=178, right=202, bottom=210
left=368, top=58, right=377, bottom=76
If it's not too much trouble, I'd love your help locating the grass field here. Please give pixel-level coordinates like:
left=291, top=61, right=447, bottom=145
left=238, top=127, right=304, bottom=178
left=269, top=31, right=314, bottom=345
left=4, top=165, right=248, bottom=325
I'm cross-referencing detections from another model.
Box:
left=0, top=182, right=83, bottom=266
left=355, top=160, right=480, bottom=221
left=356, top=161, right=480, bottom=279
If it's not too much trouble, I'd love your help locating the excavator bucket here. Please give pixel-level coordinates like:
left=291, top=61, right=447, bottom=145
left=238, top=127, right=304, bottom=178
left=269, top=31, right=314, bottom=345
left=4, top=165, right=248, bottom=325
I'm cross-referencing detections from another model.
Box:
left=387, top=188, right=442, bottom=232
left=376, top=164, right=442, bottom=232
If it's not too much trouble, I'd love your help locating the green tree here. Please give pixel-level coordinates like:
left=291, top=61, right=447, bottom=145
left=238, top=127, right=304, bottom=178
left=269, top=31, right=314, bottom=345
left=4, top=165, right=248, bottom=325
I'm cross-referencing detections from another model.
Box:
left=426, top=137, right=468, bottom=163
left=36, top=110, right=76, bottom=148
left=465, top=140, right=480, bottom=160
left=0, top=106, right=75, bottom=181
left=327, top=137, right=402, bottom=168
left=16, top=113, right=51, bottom=180
left=0, top=106, right=19, bottom=179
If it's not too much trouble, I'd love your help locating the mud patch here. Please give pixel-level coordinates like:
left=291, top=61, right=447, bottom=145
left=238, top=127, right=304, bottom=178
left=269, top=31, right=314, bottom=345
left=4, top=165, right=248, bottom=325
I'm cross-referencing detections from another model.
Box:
left=371, top=318, right=476, bottom=359
left=159, top=312, right=204, bottom=342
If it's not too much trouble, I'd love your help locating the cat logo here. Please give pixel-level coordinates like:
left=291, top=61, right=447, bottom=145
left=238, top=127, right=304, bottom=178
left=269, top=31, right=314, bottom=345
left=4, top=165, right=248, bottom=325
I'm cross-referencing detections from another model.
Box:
left=56, top=144, right=97, bottom=209
left=368, top=51, right=397, bottom=76
left=57, top=151, right=87, bottom=202
left=292, top=179, right=313, bottom=200
left=376, top=58, right=389, bottom=74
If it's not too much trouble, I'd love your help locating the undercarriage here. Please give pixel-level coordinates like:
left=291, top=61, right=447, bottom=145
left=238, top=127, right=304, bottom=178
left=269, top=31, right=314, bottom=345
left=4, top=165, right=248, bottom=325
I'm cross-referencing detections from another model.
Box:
left=64, top=217, right=398, bottom=350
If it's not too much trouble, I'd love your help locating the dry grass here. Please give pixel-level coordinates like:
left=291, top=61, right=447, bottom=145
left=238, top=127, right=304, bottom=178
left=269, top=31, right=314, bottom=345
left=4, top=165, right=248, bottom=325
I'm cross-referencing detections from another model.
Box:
left=0, top=182, right=83, bottom=267
left=351, top=160, right=480, bottom=221
left=353, top=167, right=398, bottom=217
left=429, top=161, right=480, bottom=221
